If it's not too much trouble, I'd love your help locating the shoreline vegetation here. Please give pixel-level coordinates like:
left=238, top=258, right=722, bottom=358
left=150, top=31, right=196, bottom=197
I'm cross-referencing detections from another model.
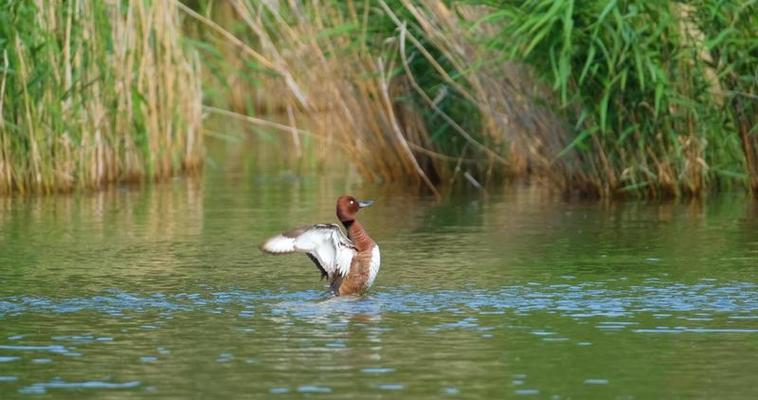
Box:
left=2, top=1, right=756, bottom=198
left=0, top=0, right=202, bottom=194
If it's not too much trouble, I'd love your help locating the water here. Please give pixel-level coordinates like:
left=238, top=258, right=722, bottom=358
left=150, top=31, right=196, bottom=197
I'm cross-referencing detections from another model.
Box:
left=1, top=144, right=757, bottom=398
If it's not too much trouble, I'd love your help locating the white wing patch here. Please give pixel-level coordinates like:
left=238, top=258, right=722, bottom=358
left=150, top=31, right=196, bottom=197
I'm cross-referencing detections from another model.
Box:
left=366, top=245, right=381, bottom=288
left=260, top=224, right=355, bottom=279
left=259, top=235, right=297, bottom=254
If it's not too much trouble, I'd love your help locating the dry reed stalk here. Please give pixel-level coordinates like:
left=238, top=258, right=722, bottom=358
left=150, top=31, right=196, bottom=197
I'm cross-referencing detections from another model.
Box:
left=377, top=57, right=441, bottom=198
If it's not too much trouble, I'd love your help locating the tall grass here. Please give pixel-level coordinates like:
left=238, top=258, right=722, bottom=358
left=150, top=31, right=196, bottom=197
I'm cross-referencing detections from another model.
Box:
left=1, top=0, right=753, bottom=197
left=0, top=0, right=203, bottom=194
left=696, top=0, right=758, bottom=194
left=183, top=0, right=582, bottom=197
left=185, top=0, right=757, bottom=198
left=479, top=0, right=757, bottom=197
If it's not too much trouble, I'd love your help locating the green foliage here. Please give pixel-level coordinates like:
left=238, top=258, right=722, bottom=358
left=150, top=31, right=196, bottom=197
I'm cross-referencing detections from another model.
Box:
left=479, top=0, right=757, bottom=196
left=0, top=0, right=203, bottom=194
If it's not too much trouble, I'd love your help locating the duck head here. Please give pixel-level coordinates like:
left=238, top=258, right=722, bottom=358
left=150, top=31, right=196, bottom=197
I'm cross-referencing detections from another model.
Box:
left=336, top=195, right=373, bottom=223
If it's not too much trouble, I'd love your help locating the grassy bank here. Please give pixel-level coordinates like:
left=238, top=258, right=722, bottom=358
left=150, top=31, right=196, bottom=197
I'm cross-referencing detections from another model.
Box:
left=2, top=1, right=754, bottom=197
left=188, top=0, right=756, bottom=198
left=0, top=0, right=203, bottom=194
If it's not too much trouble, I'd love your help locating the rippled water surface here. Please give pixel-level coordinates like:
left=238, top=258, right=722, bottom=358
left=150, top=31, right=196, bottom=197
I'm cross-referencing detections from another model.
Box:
left=1, top=149, right=757, bottom=398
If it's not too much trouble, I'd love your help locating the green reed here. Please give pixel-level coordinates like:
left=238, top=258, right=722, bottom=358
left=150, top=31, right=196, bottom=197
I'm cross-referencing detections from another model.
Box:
left=478, top=0, right=757, bottom=196
left=0, top=0, right=203, bottom=194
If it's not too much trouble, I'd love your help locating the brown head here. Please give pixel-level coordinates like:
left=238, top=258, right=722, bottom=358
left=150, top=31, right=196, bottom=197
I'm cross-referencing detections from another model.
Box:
left=336, top=195, right=374, bottom=223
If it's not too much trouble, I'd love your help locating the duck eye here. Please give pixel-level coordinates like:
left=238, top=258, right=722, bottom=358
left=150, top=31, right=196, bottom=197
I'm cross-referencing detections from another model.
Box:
left=349, top=200, right=354, bottom=205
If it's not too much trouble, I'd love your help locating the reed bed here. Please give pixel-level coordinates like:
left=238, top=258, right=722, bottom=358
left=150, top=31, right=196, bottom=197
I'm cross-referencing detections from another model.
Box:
left=476, top=0, right=757, bottom=196
left=188, top=0, right=757, bottom=198
left=0, top=0, right=203, bottom=194
left=186, top=0, right=581, bottom=198
left=9, top=0, right=750, bottom=197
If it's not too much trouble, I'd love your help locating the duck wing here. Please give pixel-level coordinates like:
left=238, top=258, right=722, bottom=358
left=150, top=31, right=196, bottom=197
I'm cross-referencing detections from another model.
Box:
left=260, top=224, right=355, bottom=280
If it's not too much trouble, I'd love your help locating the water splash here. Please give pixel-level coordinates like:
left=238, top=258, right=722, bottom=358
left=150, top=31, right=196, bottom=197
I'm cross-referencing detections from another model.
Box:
left=1, top=281, right=756, bottom=322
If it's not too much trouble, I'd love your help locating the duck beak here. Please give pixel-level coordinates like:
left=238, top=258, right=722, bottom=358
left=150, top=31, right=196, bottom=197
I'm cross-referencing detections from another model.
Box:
left=357, top=199, right=374, bottom=208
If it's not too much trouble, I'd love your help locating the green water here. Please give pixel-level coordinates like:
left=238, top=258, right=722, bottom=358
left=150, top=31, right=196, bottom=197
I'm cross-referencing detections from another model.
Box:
left=1, top=145, right=757, bottom=399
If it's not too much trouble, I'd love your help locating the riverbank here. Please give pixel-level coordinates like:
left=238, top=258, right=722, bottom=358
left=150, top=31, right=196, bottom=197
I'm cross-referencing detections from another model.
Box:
left=2, top=1, right=755, bottom=198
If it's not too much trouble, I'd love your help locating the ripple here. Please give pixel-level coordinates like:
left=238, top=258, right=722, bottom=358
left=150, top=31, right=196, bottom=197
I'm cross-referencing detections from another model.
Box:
left=1, top=282, right=756, bottom=324
left=361, top=367, right=395, bottom=374
left=297, top=385, right=332, bottom=393
left=442, top=386, right=460, bottom=395
left=0, top=344, right=70, bottom=354
left=0, top=292, right=189, bottom=316
left=633, top=327, right=758, bottom=334
left=52, top=335, right=95, bottom=342
left=19, top=379, right=140, bottom=394
left=376, top=383, right=405, bottom=391
left=216, top=352, right=234, bottom=363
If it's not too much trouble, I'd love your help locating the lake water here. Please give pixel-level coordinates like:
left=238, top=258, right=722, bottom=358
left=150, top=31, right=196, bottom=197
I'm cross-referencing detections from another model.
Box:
left=1, top=141, right=757, bottom=399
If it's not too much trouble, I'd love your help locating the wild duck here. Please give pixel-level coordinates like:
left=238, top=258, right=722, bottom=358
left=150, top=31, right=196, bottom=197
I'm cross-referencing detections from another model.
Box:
left=260, top=195, right=380, bottom=295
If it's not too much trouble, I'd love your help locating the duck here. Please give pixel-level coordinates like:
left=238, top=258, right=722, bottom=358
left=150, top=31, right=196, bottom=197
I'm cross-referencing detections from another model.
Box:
left=259, top=195, right=380, bottom=296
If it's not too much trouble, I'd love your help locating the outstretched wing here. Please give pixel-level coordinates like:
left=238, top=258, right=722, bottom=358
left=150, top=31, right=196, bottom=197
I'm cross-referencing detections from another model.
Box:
left=260, top=224, right=355, bottom=280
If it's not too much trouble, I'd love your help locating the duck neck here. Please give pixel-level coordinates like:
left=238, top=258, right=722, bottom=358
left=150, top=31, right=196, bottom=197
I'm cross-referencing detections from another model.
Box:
left=341, top=219, right=374, bottom=252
